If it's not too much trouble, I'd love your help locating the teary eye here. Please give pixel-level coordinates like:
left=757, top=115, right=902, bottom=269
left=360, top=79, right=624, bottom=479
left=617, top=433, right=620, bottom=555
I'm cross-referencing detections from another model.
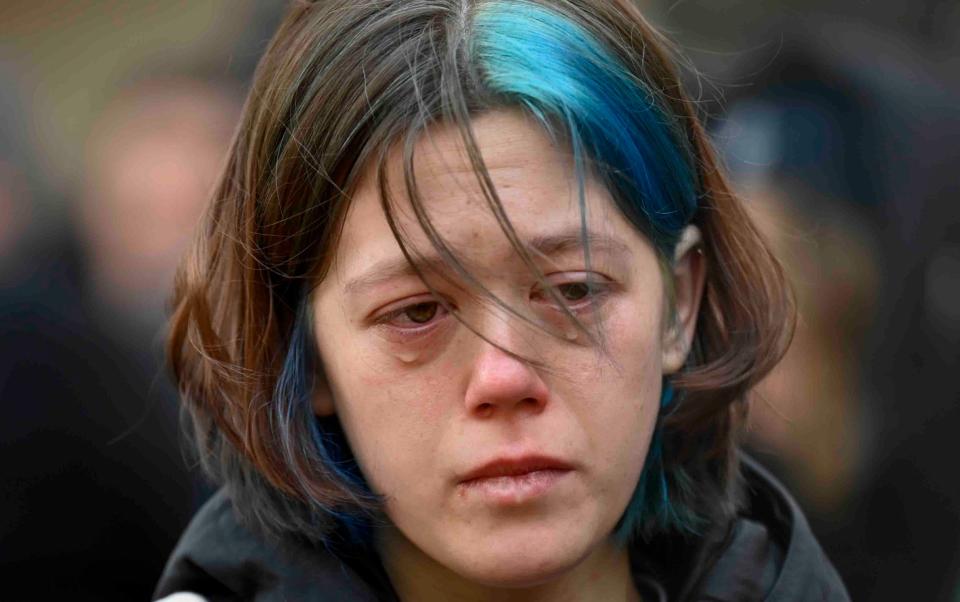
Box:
left=404, top=302, right=438, bottom=324
left=531, top=273, right=615, bottom=315
left=557, top=282, right=591, bottom=301
left=369, top=295, right=451, bottom=346
left=374, top=296, right=449, bottom=332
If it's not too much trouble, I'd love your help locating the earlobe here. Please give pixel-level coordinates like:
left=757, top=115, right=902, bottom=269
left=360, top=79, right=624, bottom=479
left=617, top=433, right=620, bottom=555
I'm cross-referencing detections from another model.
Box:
left=662, top=225, right=706, bottom=374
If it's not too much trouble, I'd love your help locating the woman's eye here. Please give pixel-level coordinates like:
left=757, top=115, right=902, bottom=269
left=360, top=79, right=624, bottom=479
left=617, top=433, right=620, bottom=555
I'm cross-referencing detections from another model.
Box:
left=557, top=282, right=592, bottom=302
left=402, top=302, right=439, bottom=324
left=376, top=298, right=448, bottom=331
left=535, top=274, right=611, bottom=311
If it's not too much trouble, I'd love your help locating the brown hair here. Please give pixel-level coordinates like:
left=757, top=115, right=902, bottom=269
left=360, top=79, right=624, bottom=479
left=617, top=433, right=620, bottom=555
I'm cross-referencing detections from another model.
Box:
left=169, top=0, right=793, bottom=544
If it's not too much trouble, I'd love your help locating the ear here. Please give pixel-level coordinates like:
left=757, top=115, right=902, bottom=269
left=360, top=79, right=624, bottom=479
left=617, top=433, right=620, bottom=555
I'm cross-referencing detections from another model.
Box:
left=661, top=225, right=707, bottom=374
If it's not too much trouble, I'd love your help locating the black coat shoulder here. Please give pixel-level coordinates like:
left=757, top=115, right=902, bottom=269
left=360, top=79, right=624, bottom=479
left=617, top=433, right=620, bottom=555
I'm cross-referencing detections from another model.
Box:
left=153, top=490, right=383, bottom=601
left=689, top=457, right=850, bottom=601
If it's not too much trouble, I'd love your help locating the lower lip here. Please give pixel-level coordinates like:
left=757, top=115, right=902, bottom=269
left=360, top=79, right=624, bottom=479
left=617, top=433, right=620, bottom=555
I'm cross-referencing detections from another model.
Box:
left=458, top=469, right=571, bottom=505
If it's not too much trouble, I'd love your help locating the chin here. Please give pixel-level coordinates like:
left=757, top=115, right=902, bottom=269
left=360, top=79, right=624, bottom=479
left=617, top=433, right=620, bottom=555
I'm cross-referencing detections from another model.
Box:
left=457, top=555, right=581, bottom=589
left=445, top=524, right=599, bottom=588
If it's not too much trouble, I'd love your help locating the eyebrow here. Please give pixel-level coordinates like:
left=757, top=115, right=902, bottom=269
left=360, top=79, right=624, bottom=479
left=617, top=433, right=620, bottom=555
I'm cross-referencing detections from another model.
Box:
left=342, top=227, right=632, bottom=297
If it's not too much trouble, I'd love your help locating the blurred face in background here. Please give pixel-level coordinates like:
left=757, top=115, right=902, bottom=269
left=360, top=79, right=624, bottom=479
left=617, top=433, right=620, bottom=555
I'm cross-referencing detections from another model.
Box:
left=310, top=110, right=704, bottom=594
left=0, top=160, right=27, bottom=273
left=82, top=80, right=238, bottom=324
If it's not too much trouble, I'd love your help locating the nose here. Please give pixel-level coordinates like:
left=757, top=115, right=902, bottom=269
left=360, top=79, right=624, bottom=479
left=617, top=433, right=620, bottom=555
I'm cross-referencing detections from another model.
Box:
left=463, top=336, right=550, bottom=419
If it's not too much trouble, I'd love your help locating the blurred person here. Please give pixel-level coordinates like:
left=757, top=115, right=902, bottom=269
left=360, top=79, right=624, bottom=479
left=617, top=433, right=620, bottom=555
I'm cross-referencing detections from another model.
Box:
left=0, top=159, right=29, bottom=279
left=81, top=77, right=240, bottom=332
left=714, top=98, right=880, bottom=515
left=714, top=25, right=960, bottom=602
left=0, top=60, right=41, bottom=286
left=1, top=75, right=239, bottom=600
left=155, top=1, right=848, bottom=600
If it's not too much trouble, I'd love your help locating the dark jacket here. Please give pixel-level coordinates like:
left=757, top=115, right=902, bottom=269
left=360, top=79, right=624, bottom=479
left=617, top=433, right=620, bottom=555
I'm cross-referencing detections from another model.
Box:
left=155, top=458, right=849, bottom=601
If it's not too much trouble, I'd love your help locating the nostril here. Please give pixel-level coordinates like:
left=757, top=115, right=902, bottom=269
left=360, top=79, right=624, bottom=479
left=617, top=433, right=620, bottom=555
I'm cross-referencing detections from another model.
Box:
left=520, top=397, right=544, bottom=412
left=475, top=402, right=494, bottom=418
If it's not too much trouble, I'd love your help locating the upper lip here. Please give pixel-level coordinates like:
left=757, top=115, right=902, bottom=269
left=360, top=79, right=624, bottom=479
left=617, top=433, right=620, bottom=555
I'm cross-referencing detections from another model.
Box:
left=458, top=454, right=575, bottom=484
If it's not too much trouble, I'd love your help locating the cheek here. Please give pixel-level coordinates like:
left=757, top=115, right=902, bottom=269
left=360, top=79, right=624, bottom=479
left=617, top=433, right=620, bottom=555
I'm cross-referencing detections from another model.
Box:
left=571, top=301, right=663, bottom=489
left=328, top=358, right=455, bottom=496
left=583, top=360, right=659, bottom=465
left=578, top=294, right=664, bottom=401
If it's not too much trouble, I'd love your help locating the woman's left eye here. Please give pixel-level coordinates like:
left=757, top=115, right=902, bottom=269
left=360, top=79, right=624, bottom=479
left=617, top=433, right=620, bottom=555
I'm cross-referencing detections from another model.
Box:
left=534, top=274, right=611, bottom=310
left=556, top=282, right=592, bottom=302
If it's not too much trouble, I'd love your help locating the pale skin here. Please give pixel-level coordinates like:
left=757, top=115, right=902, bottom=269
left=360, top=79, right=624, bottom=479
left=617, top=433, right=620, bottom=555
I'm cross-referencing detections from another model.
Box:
left=310, top=109, right=706, bottom=601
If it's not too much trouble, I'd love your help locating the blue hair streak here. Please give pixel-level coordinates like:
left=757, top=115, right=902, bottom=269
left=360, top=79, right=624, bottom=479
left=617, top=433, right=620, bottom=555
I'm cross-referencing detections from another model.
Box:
left=470, top=0, right=698, bottom=253
left=273, top=300, right=377, bottom=545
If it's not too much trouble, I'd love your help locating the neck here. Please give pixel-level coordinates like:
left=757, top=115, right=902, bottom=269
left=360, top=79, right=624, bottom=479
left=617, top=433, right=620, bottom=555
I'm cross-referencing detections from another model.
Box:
left=378, top=527, right=642, bottom=602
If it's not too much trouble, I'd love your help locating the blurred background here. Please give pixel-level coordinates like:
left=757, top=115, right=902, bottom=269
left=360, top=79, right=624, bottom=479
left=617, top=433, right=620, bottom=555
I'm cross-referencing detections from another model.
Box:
left=0, top=1, right=957, bottom=600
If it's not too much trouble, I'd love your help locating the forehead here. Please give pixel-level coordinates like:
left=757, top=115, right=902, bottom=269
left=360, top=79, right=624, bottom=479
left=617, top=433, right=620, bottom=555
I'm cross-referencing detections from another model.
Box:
left=370, top=110, right=583, bottom=216
left=328, top=109, right=643, bottom=286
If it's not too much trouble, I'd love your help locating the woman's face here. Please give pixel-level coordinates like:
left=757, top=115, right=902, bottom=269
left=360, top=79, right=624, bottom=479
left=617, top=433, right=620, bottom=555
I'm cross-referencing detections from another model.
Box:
left=311, top=109, right=702, bottom=589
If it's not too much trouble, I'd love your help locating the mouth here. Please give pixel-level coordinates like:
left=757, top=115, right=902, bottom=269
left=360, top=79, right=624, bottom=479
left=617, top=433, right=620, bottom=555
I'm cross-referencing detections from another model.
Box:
left=457, top=455, right=574, bottom=504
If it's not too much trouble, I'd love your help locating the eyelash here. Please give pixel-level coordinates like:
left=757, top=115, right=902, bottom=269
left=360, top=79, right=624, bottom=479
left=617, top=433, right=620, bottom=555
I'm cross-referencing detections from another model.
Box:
left=373, top=273, right=612, bottom=339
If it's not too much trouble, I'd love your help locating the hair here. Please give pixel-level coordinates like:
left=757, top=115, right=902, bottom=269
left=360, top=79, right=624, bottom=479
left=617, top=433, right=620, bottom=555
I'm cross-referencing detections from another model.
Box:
left=169, top=0, right=794, bottom=553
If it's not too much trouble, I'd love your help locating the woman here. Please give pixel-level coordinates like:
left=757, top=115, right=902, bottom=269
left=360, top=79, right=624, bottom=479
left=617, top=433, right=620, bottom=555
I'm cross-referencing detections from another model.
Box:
left=156, top=0, right=849, bottom=600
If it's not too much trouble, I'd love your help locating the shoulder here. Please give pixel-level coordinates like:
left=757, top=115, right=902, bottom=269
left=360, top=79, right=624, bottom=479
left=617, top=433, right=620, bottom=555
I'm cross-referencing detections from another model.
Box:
left=153, top=489, right=382, bottom=602
left=693, top=456, right=850, bottom=602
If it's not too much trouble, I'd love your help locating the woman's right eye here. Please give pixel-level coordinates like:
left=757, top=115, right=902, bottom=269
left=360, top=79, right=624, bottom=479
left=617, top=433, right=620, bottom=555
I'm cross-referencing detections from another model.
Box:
left=376, top=298, right=448, bottom=331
